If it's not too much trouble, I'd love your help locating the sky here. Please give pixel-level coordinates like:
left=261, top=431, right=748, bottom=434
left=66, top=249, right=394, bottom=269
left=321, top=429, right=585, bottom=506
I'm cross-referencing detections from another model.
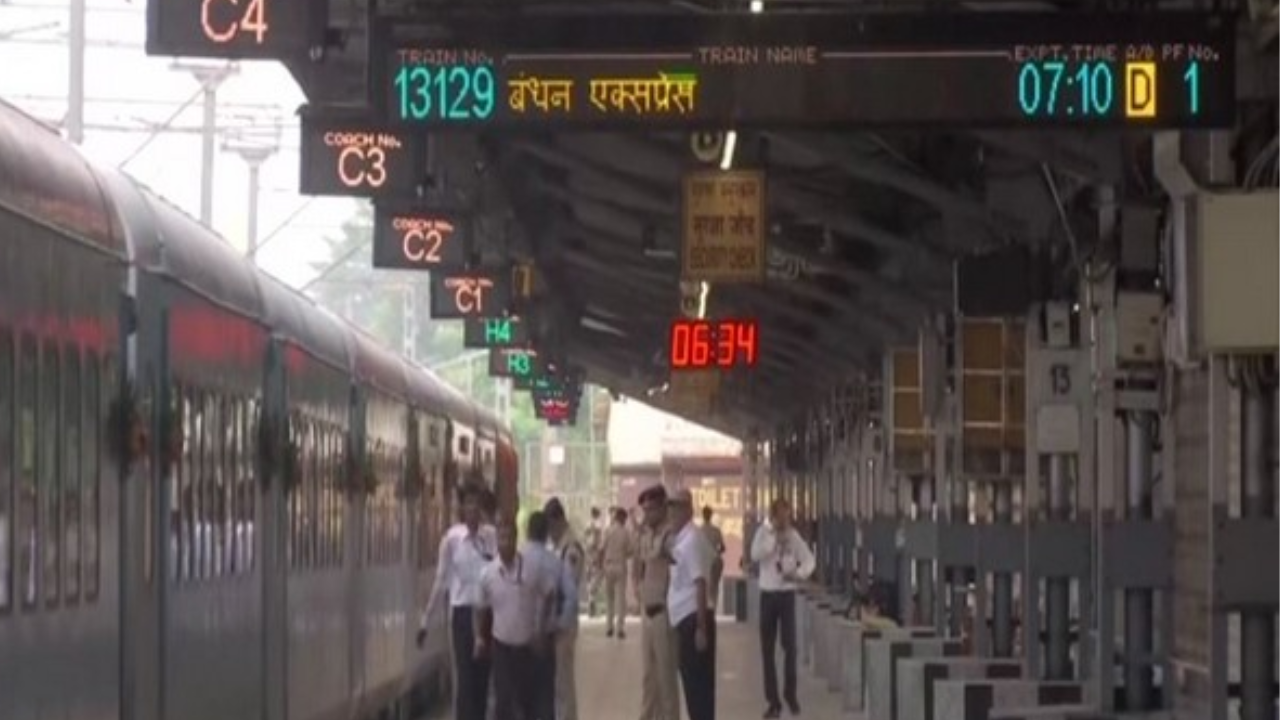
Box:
left=0, top=0, right=357, bottom=288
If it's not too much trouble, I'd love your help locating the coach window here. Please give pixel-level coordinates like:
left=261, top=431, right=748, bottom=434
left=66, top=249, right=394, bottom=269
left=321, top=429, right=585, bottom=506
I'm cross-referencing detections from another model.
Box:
left=63, top=348, right=81, bottom=603
left=17, top=336, right=36, bottom=608
left=244, top=397, right=258, bottom=572
left=83, top=354, right=101, bottom=601
left=40, top=341, right=61, bottom=606
left=0, top=331, right=13, bottom=611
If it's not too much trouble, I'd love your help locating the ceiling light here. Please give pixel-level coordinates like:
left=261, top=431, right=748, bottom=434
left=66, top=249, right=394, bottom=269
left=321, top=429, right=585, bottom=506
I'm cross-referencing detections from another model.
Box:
left=697, top=281, right=710, bottom=319
left=750, top=0, right=765, bottom=12
left=720, top=130, right=737, bottom=171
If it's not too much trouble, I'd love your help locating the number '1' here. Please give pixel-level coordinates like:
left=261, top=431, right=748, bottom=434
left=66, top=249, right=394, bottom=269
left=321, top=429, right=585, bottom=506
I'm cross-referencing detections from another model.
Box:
left=1183, top=61, right=1200, bottom=116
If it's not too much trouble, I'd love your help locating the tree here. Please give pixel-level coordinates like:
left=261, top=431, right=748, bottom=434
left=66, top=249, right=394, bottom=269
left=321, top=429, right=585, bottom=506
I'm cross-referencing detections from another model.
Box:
left=307, top=204, right=545, bottom=453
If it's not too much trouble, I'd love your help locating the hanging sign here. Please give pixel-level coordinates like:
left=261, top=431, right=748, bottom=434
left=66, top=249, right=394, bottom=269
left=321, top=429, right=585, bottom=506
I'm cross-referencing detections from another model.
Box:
left=428, top=269, right=511, bottom=319
left=681, top=170, right=766, bottom=283
left=372, top=207, right=470, bottom=270
left=667, top=369, right=720, bottom=416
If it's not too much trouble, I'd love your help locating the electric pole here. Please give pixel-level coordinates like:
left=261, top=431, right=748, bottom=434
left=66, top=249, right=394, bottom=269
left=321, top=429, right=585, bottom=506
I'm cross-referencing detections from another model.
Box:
left=223, top=121, right=282, bottom=262
left=67, top=0, right=85, bottom=144
left=171, top=61, right=238, bottom=226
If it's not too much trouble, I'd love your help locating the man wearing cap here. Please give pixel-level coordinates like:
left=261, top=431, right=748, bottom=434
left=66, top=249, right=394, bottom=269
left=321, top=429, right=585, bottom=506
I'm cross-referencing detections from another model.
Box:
left=601, top=507, right=634, bottom=638
left=544, top=497, right=584, bottom=720
left=667, top=488, right=717, bottom=720
left=632, top=485, right=681, bottom=720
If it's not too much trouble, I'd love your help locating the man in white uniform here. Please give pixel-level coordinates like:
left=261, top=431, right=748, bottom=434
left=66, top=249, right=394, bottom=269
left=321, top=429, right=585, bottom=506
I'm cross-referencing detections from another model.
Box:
left=475, top=516, right=558, bottom=720
left=667, top=489, right=716, bottom=720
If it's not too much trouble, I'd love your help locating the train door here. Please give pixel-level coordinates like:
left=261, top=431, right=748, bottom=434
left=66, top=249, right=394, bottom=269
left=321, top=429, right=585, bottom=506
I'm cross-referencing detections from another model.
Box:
left=120, top=290, right=166, bottom=720
left=261, top=340, right=288, bottom=720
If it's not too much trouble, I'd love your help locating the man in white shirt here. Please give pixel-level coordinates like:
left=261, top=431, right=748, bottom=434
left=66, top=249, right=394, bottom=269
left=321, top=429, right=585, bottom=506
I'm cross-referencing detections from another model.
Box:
left=417, top=482, right=497, bottom=720
left=475, top=516, right=558, bottom=720
left=701, top=506, right=727, bottom=610
left=666, top=489, right=716, bottom=720
left=749, top=497, right=815, bottom=718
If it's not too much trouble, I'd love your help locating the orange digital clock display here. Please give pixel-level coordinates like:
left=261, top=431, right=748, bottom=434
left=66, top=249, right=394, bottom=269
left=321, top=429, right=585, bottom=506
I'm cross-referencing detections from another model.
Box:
left=669, top=319, right=758, bottom=371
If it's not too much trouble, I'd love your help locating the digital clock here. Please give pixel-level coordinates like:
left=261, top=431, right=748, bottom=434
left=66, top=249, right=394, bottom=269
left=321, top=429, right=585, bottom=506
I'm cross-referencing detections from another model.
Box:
left=669, top=319, right=759, bottom=371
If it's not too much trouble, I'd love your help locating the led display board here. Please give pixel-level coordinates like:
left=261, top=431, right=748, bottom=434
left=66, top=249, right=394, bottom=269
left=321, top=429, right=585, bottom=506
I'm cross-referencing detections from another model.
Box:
left=488, top=348, right=544, bottom=379
left=299, top=110, right=426, bottom=198
left=669, top=319, right=758, bottom=370
left=464, top=316, right=530, bottom=349
left=428, top=269, right=512, bottom=319
left=146, top=0, right=319, bottom=59
left=372, top=206, right=470, bottom=270
left=369, top=12, right=1233, bottom=130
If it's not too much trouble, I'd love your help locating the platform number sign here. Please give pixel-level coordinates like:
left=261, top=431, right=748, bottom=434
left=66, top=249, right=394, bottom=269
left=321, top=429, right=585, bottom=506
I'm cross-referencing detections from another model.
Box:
left=1049, top=363, right=1072, bottom=396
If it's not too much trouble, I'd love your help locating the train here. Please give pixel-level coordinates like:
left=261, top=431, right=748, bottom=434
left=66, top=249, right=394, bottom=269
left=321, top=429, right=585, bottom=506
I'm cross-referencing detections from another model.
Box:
left=0, top=99, right=520, bottom=720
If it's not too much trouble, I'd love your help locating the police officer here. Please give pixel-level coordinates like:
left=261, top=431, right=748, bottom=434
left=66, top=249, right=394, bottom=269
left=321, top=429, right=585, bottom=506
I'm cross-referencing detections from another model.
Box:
left=633, top=485, right=680, bottom=720
left=602, top=507, right=633, bottom=638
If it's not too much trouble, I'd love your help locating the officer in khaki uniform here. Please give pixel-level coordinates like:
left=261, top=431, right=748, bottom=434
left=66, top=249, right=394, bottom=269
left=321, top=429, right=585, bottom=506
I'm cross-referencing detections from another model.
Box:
left=633, top=485, right=681, bottom=720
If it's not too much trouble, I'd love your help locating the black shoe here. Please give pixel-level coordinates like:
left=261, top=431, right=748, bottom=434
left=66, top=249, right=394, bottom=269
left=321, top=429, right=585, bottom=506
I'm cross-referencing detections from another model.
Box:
left=785, top=698, right=801, bottom=715
left=606, top=628, right=614, bottom=637
left=618, top=630, right=626, bottom=639
left=763, top=705, right=781, bottom=719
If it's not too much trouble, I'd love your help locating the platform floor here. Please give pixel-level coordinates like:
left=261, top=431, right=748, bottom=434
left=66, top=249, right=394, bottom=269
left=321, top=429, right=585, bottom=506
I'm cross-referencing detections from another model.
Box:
left=574, top=615, right=844, bottom=719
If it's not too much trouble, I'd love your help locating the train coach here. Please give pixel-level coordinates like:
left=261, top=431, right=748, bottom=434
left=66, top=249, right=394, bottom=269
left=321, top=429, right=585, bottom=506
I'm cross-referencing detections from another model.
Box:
left=0, top=99, right=518, bottom=720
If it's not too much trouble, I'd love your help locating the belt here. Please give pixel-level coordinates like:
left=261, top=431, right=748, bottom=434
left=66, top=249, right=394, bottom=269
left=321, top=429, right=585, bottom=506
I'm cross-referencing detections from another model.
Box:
left=645, top=604, right=666, bottom=618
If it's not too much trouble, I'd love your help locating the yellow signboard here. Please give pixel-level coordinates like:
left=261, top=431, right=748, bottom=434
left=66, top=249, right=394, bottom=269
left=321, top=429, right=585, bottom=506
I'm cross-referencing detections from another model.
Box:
left=681, top=170, right=766, bottom=283
left=668, top=369, right=720, bottom=416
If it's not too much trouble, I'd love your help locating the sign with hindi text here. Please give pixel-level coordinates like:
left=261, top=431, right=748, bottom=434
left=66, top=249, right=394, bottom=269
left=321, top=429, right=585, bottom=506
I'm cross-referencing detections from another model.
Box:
left=681, top=170, right=766, bottom=283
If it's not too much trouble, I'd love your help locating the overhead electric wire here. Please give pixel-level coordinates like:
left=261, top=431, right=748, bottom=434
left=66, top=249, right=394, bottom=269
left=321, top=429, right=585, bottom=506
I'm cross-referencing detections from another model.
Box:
left=116, top=86, right=205, bottom=170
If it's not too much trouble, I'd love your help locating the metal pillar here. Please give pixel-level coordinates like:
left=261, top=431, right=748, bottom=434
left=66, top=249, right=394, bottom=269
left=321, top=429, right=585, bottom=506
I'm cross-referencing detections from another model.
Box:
left=1239, top=372, right=1276, bottom=720
left=1044, top=453, right=1072, bottom=679
left=916, top=475, right=935, bottom=625
left=991, top=482, right=1015, bottom=657
left=67, top=0, right=85, bottom=144
left=174, top=63, right=237, bottom=226
left=948, top=473, right=969, bottom=638
left=1123, top=412, right=1155, bottom=711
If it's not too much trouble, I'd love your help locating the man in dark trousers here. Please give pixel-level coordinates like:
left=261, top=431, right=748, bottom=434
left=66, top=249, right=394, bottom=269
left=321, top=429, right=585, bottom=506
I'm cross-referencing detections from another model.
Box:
left=666, top=489, right=717, bottom=720
left=749, top=498, right=815, bottom=718
left=416, top=482, right=496, bottom=720
left=475, top=516, right=558, bottom=720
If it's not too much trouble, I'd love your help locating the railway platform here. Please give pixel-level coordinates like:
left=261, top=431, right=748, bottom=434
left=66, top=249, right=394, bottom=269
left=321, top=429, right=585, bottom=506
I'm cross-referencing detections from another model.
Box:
left=426, top=614, right=846, bottom=720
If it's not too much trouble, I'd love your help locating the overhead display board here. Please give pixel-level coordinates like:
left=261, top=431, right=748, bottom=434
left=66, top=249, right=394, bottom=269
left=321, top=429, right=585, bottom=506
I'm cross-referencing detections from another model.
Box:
left=488, top=348, right=544, bottom=379
left=464, top=316, right=530, bottom=349
left=669, top=318, right=759, bottom=370
left=428, top=269, right=511, bottom=319
left=299, top=110, right=425, bottom=198
left=372, top=206, right=470, bottom=270
left=146, top=0, right=319, bottom=59
left=683, top=171, right=766, bottom=283
left=368, top=12, right=1233, bottom=130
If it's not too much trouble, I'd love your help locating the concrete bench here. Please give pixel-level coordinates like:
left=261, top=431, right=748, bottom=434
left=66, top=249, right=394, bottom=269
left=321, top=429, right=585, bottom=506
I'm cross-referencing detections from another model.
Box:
left=866, top=637, right=964, bottom=720
left=839, top=625, right=938, bottom=713
left=897, top=658, right=1024, bottom=720
left=933, top=680, right=1086, bottom=720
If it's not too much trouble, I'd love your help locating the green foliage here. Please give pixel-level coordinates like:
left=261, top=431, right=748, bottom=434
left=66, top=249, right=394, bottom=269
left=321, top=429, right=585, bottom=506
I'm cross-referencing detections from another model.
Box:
left=306, top=203, right=544, bottom=452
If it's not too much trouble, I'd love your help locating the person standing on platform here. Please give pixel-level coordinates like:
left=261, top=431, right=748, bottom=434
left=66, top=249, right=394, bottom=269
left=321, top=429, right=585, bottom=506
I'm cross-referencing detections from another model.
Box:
left=700, top=506, right=727, bottom=611
left=417, top=481, right=497, bottom=720
left=667, top=489, right=717, bottom=720
left=475, top=517, right=559, bottom=720
left=583, top=507, right=604, bottom=617
left=523, top=511, right=571, bottom=720
left=545, top=497, right=585, bottom=720
left=602, top=507, right=634, bottom=639
left=750, top=497, right=815, bottom=718
left=633, top=485, right=681, bottom=720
